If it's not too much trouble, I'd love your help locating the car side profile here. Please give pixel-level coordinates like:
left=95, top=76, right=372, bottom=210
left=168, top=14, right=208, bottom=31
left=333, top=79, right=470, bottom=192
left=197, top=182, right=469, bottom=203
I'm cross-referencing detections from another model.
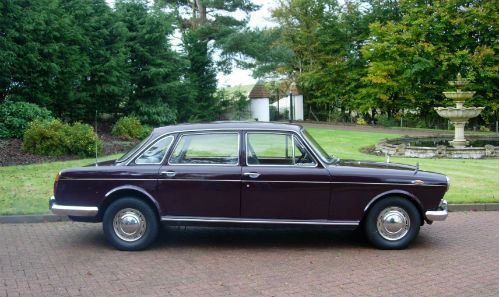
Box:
left=50, top=122, right=448, bottom=250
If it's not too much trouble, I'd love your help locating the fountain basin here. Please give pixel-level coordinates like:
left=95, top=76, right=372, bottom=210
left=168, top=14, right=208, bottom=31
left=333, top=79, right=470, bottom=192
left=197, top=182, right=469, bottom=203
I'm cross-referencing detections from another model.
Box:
left=434, top=106, right=485, bottom=121
left=375, top=135, right=499, bottom=159
left=448, top=80, right=470, bottom=88
left=442, top=91, right=476, bottom=101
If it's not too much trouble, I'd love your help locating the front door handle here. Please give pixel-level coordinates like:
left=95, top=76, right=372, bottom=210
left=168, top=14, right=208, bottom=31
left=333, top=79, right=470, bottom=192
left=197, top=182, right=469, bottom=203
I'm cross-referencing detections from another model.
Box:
left=243, top=172, right=261, bottom=179
left=160, top=171, right=176, bottom=177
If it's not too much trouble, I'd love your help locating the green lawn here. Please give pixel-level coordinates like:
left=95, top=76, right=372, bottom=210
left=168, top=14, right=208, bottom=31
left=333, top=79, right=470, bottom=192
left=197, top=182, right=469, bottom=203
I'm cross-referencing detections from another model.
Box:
left=0, top=154, right=122, bottom=215
left=306, top=128, right=499, bottom=204
left=0, top=128, right=498, bottom=215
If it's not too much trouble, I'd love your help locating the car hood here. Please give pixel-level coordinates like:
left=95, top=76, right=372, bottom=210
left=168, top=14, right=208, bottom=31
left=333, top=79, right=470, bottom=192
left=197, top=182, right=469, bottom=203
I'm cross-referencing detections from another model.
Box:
left=83, top=159, right=117, bottom=167
left=330, top=159, right=447, bottom=187
left=335, top=159, right=416, bottom=171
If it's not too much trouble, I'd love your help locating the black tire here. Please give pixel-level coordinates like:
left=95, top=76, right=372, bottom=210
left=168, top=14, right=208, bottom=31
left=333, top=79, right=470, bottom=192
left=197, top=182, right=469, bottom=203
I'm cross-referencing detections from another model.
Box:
left=103, top=197, right=159, bottom=251
left=363, top=197, right=421, bottom=249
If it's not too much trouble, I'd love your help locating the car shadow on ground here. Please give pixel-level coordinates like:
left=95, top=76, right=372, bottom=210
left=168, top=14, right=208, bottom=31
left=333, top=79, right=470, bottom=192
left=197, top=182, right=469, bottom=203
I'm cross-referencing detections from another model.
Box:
left=62, top=223, right=436, bottom=251
left=151, top=226, right=371, bottom=250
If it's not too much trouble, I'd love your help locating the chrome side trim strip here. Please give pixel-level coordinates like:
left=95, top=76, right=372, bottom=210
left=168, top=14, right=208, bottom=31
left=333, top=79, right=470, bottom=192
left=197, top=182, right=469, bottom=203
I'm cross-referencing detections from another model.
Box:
left=245, top=180, right=329, bottom=184
left=159, top=179, right=241, bottom=182
left=59, top=177, right=445, bottom=186
left=161, top=216, right=359, bottom=226
left=330, top=181, right=446, bottom=187
left=49, top=197, right=98, bottom=217
left=60, top=178, right=156, bottom=181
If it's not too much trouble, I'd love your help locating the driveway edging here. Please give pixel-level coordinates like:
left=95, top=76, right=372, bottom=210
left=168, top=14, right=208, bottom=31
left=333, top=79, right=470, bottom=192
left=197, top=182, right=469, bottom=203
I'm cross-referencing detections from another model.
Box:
left=1, top=203, right=497, bottom=224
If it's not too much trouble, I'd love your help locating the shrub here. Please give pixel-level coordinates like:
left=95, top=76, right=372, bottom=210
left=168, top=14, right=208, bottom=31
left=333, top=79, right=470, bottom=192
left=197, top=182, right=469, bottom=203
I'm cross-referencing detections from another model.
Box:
left=479, top=125, right=490, bottom=132
left=22, top=120, right=101, bottom=157
left=64, top=122, right=101, bottom=156
left=0, top=101, right=54, bottom=139
left=131, top=102, right=176, bottom=126
left=112, top=116, right=145, bottom=139
left=141, top=125, right=153, bottom=138
left=356, top=117, right=367, bottom=125
left=376, top=115, right=398, bottom=127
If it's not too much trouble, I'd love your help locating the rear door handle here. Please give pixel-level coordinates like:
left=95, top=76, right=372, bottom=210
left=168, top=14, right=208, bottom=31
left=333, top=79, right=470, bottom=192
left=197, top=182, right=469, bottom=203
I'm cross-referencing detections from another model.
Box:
left=160, top=171, right=176, bottom=177
left=243, top=172, right=261, bottom=179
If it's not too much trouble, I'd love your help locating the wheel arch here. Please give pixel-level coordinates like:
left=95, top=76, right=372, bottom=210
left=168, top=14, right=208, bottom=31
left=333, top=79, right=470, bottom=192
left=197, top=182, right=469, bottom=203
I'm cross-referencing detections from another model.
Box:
left=98, top=185, right=161, bottom=221
left=361, top=189, right=424, bottom=225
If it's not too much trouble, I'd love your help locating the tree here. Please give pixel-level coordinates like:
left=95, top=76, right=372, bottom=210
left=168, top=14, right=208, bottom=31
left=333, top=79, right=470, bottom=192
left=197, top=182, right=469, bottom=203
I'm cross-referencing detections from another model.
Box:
left=115, top=0, right=181, bottom=126
left=360, top=0, right=499, bottom=125
left=60, top=0, right=129, bottom=121
left=269, top=0, right=372, bottom=120
left=156, top=0, right=259, bottom=122
left=0, top=0, right=89, bottom=121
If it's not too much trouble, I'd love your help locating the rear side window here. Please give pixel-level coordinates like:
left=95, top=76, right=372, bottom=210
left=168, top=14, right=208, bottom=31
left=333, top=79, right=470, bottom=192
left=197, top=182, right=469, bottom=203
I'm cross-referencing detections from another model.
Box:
left=135, top=136, right=174, bottom=164
left=169, top=133, right=239, bottom=165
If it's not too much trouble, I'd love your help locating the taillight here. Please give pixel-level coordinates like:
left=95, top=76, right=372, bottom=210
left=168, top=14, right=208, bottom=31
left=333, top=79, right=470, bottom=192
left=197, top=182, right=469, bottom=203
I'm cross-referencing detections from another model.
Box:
left=54, top=172, right=60, bottom=194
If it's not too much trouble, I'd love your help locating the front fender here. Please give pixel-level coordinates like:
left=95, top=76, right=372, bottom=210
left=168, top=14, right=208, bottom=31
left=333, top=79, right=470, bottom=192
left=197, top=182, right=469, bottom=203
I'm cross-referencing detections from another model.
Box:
left=362, top=189, right=423, bottom=220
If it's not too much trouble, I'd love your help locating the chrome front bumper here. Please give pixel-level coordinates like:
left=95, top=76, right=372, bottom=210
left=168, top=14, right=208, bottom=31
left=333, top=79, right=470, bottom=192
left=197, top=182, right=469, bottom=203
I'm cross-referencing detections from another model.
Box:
left=425, top=199, right=448, bottom=221
left=49, top=196, right=99, bottom=217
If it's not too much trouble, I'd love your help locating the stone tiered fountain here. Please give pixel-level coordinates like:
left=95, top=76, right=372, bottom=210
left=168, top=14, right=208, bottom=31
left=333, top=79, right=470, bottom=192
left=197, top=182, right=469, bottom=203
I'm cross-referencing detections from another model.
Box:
left=375, top=73, right=498, bottom=159
left=434, top=73, right=484, bottom=148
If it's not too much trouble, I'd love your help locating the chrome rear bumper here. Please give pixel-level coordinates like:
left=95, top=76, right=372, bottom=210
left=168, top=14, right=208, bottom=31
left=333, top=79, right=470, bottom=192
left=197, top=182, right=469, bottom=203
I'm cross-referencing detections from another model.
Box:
left=425, top=199, right=448, bottom=221
left=49, top=196, right=98, bottom=217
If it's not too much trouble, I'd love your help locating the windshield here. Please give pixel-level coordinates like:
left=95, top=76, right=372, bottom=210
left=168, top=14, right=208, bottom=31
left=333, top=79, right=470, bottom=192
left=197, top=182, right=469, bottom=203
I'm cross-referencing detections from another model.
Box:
left=116, top=135, right=152, bottom=163
left=302, top=129, right=334, bottom=163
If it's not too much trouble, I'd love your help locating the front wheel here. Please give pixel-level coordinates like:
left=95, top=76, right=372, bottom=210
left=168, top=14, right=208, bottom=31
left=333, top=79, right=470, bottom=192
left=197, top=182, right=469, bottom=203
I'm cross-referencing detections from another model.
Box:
left=103, top=197, right=159, bottom=251
left=363, top=197, right=421, bottom=249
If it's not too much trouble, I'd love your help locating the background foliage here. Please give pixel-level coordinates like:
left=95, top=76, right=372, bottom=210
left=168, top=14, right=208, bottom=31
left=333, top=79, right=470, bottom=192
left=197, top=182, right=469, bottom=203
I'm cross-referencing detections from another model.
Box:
left=0, top=101, right=54, bottom=138
left=1, top=0, right=497, bottom=130
left=22, top=119, right=101, bottom=157
left=242, top=0, right=498, bottom=127
left=1, top=0, right=256, bottom=126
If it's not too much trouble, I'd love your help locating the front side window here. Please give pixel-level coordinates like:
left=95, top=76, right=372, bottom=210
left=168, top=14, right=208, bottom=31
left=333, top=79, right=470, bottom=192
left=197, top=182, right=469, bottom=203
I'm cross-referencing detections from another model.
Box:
left=117, top=135, right=151, bottom=163
left=246, top=133, right=316, bottom=166
left=135, top=136, right=174, bottom=164
left=169, top=133, right=239, bottom=165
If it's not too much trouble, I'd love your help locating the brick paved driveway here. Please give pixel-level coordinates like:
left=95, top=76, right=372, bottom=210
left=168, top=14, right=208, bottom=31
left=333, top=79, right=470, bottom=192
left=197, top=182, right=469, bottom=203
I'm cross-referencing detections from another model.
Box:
left=1, top=211, right=498, bottom=297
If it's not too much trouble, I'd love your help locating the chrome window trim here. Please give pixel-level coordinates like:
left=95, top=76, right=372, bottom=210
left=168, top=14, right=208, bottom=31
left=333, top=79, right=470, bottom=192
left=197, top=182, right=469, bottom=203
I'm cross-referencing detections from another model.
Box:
left=134, top=135, right=175, bottom=165
left=301, top=128, right=332, bottom=164
left=245, top=132, right=319, bottom=168
left=118, top=134, right=153, bottom=164
left=168, top=132, right=241, bottom=166
left=160, top=215, right=359, bottom=226
left=123, top=128, right=323, bottom=167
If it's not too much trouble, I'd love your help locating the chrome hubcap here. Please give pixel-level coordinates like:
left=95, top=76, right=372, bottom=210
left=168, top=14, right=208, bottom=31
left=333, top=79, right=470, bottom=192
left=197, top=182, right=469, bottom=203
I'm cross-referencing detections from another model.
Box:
left=113, top=208, right=147, bottom=242
left=376, top=207, right=410, bottom=241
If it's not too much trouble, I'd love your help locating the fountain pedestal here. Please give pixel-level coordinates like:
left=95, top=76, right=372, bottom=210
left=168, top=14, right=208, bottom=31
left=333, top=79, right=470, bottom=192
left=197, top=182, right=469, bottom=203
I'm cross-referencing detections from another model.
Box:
left=434, top=73, right=484, bottom=149
left=450, top=121, right=468, bottom=148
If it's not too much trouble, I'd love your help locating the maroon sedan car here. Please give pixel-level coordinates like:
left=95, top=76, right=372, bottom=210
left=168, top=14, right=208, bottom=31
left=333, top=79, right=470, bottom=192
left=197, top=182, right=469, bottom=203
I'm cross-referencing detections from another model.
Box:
left=50, top=122, right=448, bottom=250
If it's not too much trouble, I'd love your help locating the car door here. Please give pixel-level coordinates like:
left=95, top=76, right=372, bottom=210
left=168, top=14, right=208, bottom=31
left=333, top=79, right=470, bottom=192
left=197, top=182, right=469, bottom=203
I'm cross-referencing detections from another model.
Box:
left=157, top=131, right=241, bottom=218
left=241, top=131, right=331, bottom=220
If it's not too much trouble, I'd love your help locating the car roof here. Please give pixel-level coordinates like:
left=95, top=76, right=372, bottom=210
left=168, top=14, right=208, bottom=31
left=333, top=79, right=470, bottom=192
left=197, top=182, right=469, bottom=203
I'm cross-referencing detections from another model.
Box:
left=151, top=121, right=303, bottom=136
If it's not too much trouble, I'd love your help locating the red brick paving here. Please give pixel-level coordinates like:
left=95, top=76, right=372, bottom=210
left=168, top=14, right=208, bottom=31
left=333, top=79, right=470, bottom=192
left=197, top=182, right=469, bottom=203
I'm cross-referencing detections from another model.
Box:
left=1, top=211, right=498, bottom=297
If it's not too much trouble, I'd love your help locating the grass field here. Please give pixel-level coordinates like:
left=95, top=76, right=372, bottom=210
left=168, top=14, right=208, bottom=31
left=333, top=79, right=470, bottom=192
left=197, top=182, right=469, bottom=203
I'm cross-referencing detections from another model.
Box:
left=306, top=128, right=499, bottom=205
left=0, top=128, right=497, bottom=215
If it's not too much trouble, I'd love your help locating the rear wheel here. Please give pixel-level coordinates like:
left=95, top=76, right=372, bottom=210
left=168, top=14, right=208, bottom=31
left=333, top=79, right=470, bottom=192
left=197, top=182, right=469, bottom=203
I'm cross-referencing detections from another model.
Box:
left=103, top=197, right=159, bottom=251
left=363, top=197, right=421, bottom=249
